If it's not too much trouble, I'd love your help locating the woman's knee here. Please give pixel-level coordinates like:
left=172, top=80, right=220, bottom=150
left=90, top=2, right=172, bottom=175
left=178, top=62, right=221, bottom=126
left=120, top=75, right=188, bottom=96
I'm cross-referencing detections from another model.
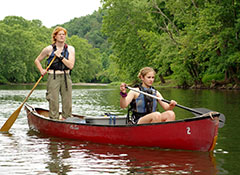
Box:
left=152, top=112, right=162, bottom=121
left=167, top=110, right=175, bottom=121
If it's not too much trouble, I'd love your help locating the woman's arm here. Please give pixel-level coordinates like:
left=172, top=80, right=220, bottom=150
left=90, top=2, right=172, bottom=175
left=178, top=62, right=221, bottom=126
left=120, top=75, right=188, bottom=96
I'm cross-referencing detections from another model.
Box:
left=120, top=83, right=136, bottom=109
left=61, top=45, right=75, bottom=70
left=157, top=91, right=177, bottom=111
left=34, top=46, right=51, bottom=76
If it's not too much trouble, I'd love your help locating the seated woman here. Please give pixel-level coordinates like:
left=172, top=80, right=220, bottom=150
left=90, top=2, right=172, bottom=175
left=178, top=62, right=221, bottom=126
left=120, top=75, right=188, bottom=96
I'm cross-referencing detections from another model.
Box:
left=120, top=67, right=177, bottom=124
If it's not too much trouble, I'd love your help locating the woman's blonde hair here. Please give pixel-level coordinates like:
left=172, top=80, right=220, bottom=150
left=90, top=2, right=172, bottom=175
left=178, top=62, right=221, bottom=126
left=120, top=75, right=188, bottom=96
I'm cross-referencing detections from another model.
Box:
left=51, top=26, right=67, bottom=44
left=138, top=67, right=156, bottom=79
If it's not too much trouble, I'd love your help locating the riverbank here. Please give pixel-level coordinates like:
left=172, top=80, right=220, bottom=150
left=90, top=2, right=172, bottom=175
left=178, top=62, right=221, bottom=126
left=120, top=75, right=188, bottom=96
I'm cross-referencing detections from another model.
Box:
left=0, top=82, right=109, bottom=86
left=1, top=81, right=239, bottom=90
left=155, top=79, right=240, bottom=90
left=73, top=82, right=108, bottom=86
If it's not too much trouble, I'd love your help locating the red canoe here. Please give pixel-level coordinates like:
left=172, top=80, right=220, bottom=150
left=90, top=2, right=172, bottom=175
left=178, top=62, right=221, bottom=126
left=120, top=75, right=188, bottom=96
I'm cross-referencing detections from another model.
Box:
left=24, top=104, right=220, bottom=152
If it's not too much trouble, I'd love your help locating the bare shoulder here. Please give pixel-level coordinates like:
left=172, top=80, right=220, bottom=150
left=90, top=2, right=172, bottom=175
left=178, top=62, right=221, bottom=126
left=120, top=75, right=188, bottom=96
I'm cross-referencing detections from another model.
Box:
left=45, top=45, right=53, bottom=51
left=38, top=45, right=52, bottom=58
left=43, top=45, right=53, bottom=54
left=130, top=87, right=140, bottom=99
left=67, top=45, right=75, bottom=52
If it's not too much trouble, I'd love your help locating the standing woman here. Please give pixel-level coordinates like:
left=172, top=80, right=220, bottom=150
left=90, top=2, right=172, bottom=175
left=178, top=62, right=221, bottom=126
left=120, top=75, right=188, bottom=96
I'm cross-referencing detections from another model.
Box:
left=120, top=67, right=176, bottom=124
left=35, top=26, right=75, bottom=120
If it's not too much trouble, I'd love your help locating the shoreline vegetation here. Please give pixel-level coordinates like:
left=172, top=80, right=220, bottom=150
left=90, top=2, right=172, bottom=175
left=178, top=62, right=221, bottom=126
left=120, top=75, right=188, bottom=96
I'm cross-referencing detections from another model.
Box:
left=1, top=80, right=240, bottom=90
left=155, top=80, right=240, bottom=90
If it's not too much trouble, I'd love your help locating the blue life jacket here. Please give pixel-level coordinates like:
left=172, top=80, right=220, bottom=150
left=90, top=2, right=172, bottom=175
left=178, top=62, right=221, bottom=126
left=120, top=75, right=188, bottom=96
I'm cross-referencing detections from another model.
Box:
left=135, top=87, right=157, bottom=113
left=128, top=84, right=157, bottom=124
left=47, top=43, right=69, bottom=71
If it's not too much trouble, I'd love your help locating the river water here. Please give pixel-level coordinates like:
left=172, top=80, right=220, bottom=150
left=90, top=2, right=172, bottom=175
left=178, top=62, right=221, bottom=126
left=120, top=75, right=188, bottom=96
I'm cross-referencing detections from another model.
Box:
left=0, top=84, right=239, bottom=174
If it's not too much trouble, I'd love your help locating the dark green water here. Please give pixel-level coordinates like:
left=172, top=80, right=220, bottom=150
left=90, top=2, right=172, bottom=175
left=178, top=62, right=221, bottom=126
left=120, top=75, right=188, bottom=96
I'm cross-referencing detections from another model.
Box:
left=0, top=84, right=239, bottom=174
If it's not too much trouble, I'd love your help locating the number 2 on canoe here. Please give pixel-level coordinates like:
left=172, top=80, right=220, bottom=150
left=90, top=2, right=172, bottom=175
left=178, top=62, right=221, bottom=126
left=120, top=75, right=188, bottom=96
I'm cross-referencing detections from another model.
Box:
left=186, top=127, right=191, bottom=135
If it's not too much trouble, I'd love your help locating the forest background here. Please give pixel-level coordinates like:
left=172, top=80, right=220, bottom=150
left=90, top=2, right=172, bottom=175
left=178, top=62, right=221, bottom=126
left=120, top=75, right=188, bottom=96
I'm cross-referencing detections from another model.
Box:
left=0, top=0, right=240, bottom=89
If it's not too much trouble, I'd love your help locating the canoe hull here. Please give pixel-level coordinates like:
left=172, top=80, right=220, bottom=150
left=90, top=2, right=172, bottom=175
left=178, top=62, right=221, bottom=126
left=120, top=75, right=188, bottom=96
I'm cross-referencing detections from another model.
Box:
left=25, top=105, right=219, bottom=152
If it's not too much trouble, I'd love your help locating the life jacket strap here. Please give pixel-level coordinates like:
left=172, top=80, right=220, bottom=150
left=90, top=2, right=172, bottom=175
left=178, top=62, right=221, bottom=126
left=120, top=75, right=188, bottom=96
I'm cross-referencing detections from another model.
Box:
left=64, top=70, right=68, bottom=91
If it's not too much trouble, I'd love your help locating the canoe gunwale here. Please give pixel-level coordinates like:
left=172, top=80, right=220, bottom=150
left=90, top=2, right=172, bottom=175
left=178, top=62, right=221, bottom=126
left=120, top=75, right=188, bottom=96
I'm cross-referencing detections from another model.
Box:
left=25, top=104, right=220, bottom=128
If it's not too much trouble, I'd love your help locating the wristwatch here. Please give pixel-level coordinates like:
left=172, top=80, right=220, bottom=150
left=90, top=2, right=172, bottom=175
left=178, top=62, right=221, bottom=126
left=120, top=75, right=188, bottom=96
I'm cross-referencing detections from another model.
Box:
left=59, top=55, right=64, bottom=61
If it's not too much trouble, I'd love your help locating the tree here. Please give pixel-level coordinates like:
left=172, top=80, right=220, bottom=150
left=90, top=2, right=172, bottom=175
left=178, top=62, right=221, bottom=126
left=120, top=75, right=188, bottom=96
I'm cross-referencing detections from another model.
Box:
left=102, top=0, right=157, bottom=81
left=68, top=35, right=102, bottom=83
left=102, top=0, right=240, bottom=87
left=0, top=16, right=49, bottom=83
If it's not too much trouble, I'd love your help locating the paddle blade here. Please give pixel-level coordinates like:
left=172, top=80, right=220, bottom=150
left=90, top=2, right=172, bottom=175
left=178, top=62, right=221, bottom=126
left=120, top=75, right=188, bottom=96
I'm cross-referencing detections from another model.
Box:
left=0, top=104, right=23, bottom=132
left=193, top=108, right=226, bottom=128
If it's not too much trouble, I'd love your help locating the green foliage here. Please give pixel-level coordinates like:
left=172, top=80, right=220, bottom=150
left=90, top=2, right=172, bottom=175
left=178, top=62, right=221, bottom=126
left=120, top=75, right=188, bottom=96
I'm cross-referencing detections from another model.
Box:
left=102, top=0, right=157, bottom=81
left=62, top=11, right=108, bottom=51
left=101, top=0, right=240, bottom=86
left=0, top=17, right=48, bottom=83
left=68, top=35, right=101, bottom=83
left=61, top=10, right=112, bottom=83
left=202, top=73, right=225, bottom=84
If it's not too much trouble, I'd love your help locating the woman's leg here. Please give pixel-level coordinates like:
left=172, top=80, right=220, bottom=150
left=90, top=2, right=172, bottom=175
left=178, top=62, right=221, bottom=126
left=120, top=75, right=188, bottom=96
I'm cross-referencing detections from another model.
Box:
left=60, top=74, right=72, bottom=119
left=46, top=74, right=60, bottom=119
left=137, top=111, right=175, bottom=124
left=160, top=110, right=175, bottom=122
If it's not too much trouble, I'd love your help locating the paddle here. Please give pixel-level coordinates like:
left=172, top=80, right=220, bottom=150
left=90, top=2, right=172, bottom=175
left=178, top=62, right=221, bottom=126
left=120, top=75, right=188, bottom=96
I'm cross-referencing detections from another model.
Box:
left=126, top=86, right=225, bottom=128
left=0, top=56, right=57, bottom=132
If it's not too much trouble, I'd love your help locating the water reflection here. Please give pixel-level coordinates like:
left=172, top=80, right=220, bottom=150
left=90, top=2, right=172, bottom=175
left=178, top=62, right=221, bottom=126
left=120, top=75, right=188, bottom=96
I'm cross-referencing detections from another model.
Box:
left=81, top=144, right=218, bottom=175
left=27, top=130, right=219, bottom=174
left=46, top=138, right=72, bottom=174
